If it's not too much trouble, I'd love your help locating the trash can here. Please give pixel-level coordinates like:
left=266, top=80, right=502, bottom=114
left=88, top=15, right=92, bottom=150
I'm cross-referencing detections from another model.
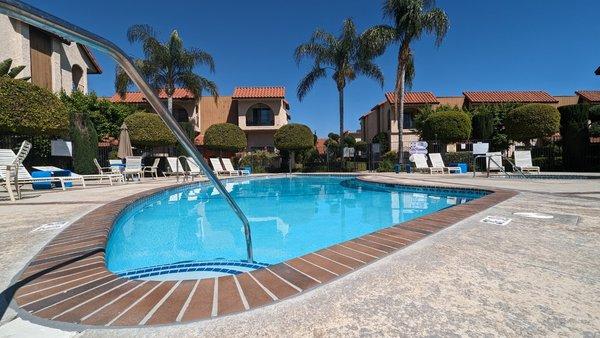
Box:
left=394, top=164, right=401, bottom=173
left=405, top=163, right=412, bottom=173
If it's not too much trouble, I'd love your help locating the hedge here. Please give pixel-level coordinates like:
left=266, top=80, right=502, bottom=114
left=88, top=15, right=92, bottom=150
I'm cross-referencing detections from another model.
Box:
left=0, top=77, right=68, bottom=136
left=421, top=111, right=472, bottom=143
left=124, top=112, right=177, bottom=147
left=589, top=105, right=600, bottom=122
left=559, top=104, right=590, bottom=171
left=204, top=123, right=247, bottom=152
left=371, top=132, right=390, bottom=153
left=471, top=111, right=494, bottom=140
left=274, top=124, right=314, bottom=151
left=69, top=112, right=98, bottom=174
left=239, top=150, right=277, bottom=173
left=505, top=104, right=560, bottom=143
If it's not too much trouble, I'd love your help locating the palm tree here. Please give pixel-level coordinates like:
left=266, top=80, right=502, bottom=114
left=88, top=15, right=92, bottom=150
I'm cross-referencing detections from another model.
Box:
left=115, top=24, right=218, bottom=115
left=366, top=0, right=449, bottom=164
left=295, top=18, right=386, bottom=146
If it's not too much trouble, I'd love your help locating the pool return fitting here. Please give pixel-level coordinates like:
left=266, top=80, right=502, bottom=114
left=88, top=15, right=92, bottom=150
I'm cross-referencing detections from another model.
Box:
left=0, top=0, right=254, bottom=263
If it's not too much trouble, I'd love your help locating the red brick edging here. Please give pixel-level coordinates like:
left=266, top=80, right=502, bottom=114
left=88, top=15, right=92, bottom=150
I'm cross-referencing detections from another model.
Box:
left=10, top=177, right=516, bottom=327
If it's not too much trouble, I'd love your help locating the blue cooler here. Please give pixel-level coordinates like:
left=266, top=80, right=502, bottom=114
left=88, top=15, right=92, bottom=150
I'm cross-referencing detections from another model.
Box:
left=31, top=171, right=53, bottom=190
left=449, top=162, right=468, bottom=174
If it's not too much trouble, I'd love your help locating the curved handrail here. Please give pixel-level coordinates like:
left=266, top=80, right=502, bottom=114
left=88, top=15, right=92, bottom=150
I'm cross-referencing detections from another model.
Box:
left=0, top=0, right=253, bottom=262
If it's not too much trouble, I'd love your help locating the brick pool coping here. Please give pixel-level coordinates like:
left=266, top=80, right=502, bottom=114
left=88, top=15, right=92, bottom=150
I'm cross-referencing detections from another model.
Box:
left=9, top=176, right=517, bottom=328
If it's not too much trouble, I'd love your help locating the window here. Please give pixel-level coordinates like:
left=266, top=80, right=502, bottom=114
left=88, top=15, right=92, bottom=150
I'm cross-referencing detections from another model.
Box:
left=173, top=108, right=188, bottom=122
left=246, top=104, right=274, bottom=126
left=71, top=65, right=83, bottom=92
left=403, top=111, right=415, bottom=129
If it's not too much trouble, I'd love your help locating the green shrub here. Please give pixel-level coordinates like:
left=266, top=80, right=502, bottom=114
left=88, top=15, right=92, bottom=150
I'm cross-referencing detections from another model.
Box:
left=590, top=122, right=600, bottom=137
left=377, top=160, right=394, bottom=172
left=468, top=103, right=521, bottom=151
left=372, top=132, right=390, bottom=153
left=421, top=110, right=472, bottom=143
left=559, top=104, right=590, bottom=171
left=355, top=141, right=368, bottom=153
left=0, top=77, right=68, bottom=136
left=505, top=104, right=560, bottom=143
left=471, top=111, right=494, bottom=140
left=124, top=112, right=177, bottom=147
left=91, top=100, right=137, bottom=138
left=589, top=105, right=600, bottom=122
left=274, top=124, right=314, bottom=151
left=204, top=123, right=246, bottom=152
left=238, top=150, right=277, bottom=173
left=382, top=150, right=397, bottom=163
left=69, top=112, right=98, bottom=174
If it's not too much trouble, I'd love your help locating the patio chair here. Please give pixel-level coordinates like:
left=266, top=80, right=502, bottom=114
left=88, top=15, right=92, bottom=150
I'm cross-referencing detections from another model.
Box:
left=166, top=157, right=186, bottom=176
left=409, top=153, right=444, bottom=174
left=210, top=158, right=237, bottom=176
left=485, top=152, right=505, bottom=173
left=429, top=153, right=461, bottom=174
left=513, top=150, right=540, bottom=173
left=186, top=157, right=206, bottom=178
left=109, top=159, right=124, bottom=173
left=142, top=157, right=161, bottom=179
left=35, top=165, right=123, bottom=186
left=222, top=158, right=250, bottom=176
left=123, top=156, right=143, bottom=181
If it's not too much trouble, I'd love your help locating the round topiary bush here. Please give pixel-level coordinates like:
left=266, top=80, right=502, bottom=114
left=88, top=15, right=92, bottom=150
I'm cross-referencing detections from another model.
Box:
left=0, top=77, right=68, bottom=136
left=505, top=104, right=560, bottom=143
left=274, top=124, right=314, bottom=151
left=124, top=112, right=177, bottom=147
left=589, top=105, right=600, bottom=122
left=204, top=123, right=247, bottom=152
left=421, top=111, right=472, bottom=143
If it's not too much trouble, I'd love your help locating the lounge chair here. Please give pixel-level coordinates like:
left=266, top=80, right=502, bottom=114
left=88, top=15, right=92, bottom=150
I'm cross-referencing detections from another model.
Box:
left=109, top=159, right=124, bottom=173
left=210, top=158, right=238, bottom=176
left=513, top=150, right=540, bottom=173
left=166, top=157, right=186, bottom=176
left=410, top=153, right=444, bottom=174
left=34, top=165, right=123, bottom=186
left=222, top=158, right=250, bottom=176
left=142, top=157, right=161, bottom=179
left=429, top=153, right=461, bottom=174
left=485, top=152, right=505, bottom=173
left=186, top=157, right=205, bottom=178
left=123, top=156, right=143, bottom=181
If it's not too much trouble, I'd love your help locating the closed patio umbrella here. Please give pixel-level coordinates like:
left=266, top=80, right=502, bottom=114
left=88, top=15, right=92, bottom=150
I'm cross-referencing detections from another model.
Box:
left=117, top=122, right=133, bottom=158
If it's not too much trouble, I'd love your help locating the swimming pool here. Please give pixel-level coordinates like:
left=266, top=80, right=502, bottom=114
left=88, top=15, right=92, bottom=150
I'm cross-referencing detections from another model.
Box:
left=106, top=175, right=486, bottom=279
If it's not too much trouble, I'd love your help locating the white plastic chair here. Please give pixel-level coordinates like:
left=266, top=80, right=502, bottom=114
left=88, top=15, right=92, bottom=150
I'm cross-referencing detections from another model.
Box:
left=222, top=158, right=250, bottom=176
left=124, top=156, right=143, bottom=181
left=514, top=150, right=540, bottom=173
left=410, top=153, right=443, bottom=174
left=429, top=153, right=461, bottom=174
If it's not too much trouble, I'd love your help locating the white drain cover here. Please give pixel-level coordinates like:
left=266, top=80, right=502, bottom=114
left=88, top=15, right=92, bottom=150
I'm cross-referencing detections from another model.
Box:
left=480, top=216, right=512, bottom=226
left=31, top=221, right=68, bottom=233
left=513, top=212, right=554, bottom=219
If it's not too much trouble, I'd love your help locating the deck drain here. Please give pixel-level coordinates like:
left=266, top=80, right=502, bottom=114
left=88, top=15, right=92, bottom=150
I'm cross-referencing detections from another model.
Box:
left=480, top=216, right=512, bottom=226
left=513, top=212, right=554, bottom=219
left=31, top=221, right=68, bottom=233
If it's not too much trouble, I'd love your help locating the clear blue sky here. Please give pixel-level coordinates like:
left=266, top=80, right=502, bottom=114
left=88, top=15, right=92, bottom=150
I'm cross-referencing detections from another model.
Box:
left=25, top=0, right=600, bottom=136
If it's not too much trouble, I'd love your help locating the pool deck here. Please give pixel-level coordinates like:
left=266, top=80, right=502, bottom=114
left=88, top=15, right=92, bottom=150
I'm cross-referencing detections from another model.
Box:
left=0, top=173, right=599, bottom=336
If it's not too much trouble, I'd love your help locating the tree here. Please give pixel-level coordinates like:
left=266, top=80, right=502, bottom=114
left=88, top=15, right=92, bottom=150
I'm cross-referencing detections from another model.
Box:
left=421, top=110, right=471, bottom=145
left=204, top=123, right=247, bottom=153
left=505, top=104, right=560, bottom=144
left=366, top=0, right=449, bottom=164
left=294, top=18, right=386, bottom=147
left=115, top=24, right=218, bottom=116
left=0, top=58, right=30, bottom=81
left=124, top=112, right=177, bottom=147
left=274, top=124, right=314, bottom=173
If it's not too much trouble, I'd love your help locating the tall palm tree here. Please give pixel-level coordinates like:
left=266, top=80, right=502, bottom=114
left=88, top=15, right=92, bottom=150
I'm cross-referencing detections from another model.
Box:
left=366, top=0, right=449, bottom=164
left=295, top=18, right=386, bottom=145
left=115, top=24, right=218, bottom=115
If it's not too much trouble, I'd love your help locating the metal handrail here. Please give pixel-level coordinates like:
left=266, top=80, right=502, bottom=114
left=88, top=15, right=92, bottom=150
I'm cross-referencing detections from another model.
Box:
left=473, top=154, right=527, bottom=178
left=0, top=0, right=254, bottom=263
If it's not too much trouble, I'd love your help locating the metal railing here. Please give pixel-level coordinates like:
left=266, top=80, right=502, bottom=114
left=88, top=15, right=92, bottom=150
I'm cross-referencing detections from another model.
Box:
left=0, top=0, right=254, bottom=262
left=473, top=154, right=526, bottom=178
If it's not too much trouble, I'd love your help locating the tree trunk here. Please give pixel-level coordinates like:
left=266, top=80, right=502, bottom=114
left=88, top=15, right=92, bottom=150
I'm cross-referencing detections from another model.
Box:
left=338, top=87, right=345, bottom=169
left=397, top=65, right=406, bottom=165
left=167, top=96, right=173, bottom=115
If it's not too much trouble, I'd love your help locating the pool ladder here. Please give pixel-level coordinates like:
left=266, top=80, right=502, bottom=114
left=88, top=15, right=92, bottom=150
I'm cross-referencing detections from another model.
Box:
left=0, top=0, right=254, bottom=263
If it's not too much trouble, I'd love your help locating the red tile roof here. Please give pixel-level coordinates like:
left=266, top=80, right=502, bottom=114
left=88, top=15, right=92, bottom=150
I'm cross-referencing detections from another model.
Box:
left=385, top=92, right=439, bottom=104
left=463, top=91, right=558, bottom=104
left=316, top=138, right=327, bottom=155
left=232, top=86, right=285, bottom=99
left=109, top=88, right=195, bottom=103
left=194, top=133, right=204, bottom=145
left=576, top=90, right=600, bottom=103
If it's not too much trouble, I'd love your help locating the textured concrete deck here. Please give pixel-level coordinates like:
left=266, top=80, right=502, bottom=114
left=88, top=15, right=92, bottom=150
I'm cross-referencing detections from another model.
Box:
left=1, top=174, right=599, bottom=336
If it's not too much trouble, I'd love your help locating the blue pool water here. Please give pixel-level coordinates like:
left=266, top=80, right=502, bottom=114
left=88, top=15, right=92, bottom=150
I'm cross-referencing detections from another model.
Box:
left=106, top=176, right=485, bottom=277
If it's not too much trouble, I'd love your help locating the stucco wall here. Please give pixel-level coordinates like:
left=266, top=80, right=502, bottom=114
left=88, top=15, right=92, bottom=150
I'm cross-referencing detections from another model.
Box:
left=246, top=130, right=277, bottom=150
left=236, top=98, right=288, bottom=130
left=0, top=14, right=95, bottom=93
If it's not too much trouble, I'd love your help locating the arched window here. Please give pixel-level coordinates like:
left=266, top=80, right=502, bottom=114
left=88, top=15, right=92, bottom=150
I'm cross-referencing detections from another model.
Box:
left=246, top=103, right=274, bottom=126
left=173, top=107, right=189, bottom=122
left=71, top=65, right=83, bottom=92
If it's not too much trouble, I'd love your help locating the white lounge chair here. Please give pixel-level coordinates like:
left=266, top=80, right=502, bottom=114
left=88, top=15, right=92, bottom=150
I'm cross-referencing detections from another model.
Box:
left=34, top=166, right=122, bottom=186
left=123, top=156, right=143, bottom=181
left=186, top=157, right=205, bottom=178
left=166, top=157, right=186, bottom=176
left=210, top=158, right=237, bottom=176
left=142, top=158, right=161, bottom=179
left=93, top=158, right=124, bottom=181
left=222, top=158, right=250, bottom=176
left=429, top=153, right=461, bottom=174
left=410, top=153, right=443, bottom=174
left=486, top=152, right=505, bottom=173
left=513, top=150, right=540, bottom=173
